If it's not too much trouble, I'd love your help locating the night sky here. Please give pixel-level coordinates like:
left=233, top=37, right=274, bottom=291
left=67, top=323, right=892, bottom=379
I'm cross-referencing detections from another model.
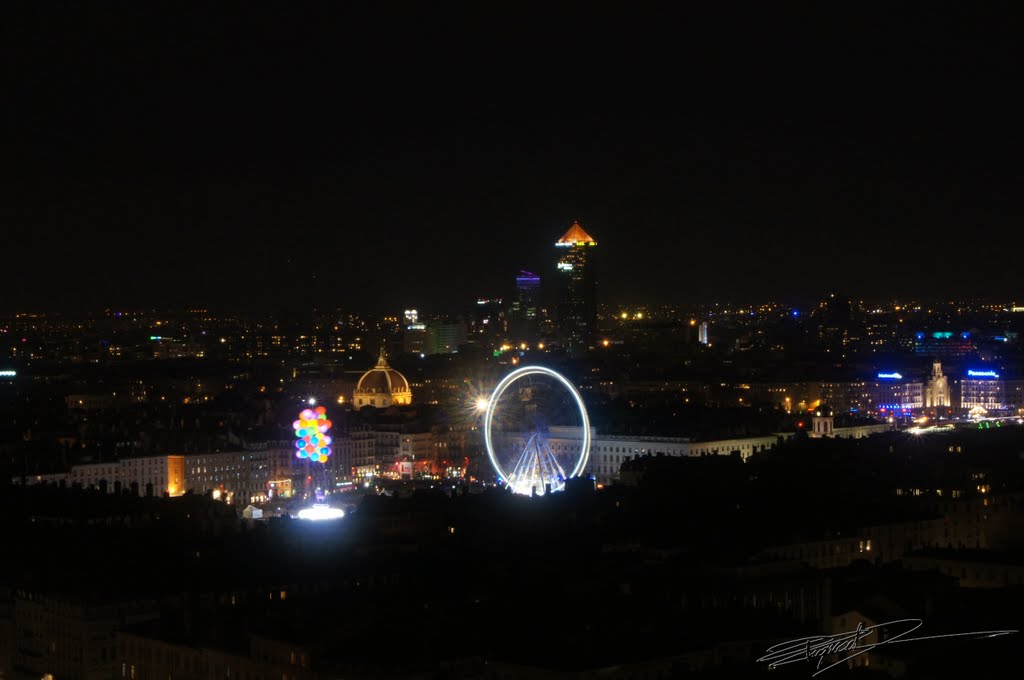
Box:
left=4, top=2, right=1021, bottom=313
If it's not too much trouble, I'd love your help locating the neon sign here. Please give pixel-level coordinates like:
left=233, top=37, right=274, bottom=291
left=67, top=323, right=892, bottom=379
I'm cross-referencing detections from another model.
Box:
left=877, top=372, right=902, bottom=379
left=967, top=370, right=999, bottom=378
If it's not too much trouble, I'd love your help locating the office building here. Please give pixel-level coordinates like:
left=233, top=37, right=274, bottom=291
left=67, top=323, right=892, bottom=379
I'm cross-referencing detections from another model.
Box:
left=554, top=221, right=597, bottom=355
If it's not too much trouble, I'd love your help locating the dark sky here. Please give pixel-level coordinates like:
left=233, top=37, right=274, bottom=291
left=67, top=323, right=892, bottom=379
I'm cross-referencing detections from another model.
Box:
left=3, top=2, right=1022, bottom=313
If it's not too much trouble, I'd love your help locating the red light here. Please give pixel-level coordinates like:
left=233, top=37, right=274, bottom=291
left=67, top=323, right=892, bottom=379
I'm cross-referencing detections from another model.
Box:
left=797, top=421, right=804, bottom=428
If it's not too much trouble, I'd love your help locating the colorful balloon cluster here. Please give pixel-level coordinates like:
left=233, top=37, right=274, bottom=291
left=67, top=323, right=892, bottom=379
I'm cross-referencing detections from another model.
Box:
left=294, top=406, right=332, bottom=463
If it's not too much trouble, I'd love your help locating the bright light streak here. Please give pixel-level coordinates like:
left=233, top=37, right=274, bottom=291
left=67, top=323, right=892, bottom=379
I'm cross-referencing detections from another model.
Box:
left=475, top=396, right=490, bottom=412
left=307, top=397, right=317, bottom=405
left=483, top=365, right=591, bottom=494
left=297, top=504, right=344, bottom=521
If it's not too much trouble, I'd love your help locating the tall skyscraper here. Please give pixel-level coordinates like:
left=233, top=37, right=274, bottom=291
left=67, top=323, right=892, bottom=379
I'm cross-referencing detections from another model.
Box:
left=510, top=270, right=541, bottom=344
left=554, top=221, right=597, bottom=355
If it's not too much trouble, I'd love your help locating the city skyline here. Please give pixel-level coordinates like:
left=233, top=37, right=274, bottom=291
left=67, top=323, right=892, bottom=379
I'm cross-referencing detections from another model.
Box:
left=5, top=6, right=1024, bottom=678
left=4, top=4, right=1022, bottom=313
left=3, top=291, right=1023, bottom=318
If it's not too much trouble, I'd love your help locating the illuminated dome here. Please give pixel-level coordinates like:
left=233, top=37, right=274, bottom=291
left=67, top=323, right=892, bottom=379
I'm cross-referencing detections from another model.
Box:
left=353, top=350, right=412, bottom=410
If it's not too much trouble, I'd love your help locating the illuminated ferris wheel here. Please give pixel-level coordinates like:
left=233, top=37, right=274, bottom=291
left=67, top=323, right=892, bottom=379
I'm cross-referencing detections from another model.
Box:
left=483, top=366, right=591, bottom=496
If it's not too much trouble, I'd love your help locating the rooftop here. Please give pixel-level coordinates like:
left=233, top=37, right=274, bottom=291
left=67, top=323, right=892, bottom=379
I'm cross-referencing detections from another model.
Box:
left=556, top=220, right=597, bottom=246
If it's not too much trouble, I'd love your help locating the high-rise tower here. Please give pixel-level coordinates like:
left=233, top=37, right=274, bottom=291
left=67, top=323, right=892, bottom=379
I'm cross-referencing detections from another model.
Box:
left=554, top=221, right=597, bottom=355
left=510, top=270, right=541, bottom=344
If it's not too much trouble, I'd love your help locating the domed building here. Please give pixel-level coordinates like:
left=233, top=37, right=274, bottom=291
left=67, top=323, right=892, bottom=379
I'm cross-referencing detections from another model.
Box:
left=352, top=350, right=412, bottom=410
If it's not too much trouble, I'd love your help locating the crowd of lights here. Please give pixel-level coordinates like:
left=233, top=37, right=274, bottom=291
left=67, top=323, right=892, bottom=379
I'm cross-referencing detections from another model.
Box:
left=294, top=405, right=333, bottom=463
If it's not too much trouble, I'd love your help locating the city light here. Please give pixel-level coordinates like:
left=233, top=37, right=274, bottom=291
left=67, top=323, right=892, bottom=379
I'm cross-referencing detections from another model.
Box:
left=0, top=369, right=15, bottom=377
left=297, top=505, right=345, bottom=521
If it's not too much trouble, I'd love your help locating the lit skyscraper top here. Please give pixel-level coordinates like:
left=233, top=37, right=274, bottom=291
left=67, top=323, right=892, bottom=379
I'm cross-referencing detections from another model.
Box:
left=515, top=270, right=541, bottom=288
left=555, top=221, right=597, bottom=248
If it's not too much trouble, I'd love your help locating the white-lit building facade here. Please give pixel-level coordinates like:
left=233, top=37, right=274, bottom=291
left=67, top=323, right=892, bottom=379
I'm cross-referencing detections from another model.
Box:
left=960, top=370, right=1005, bottom=414
left=507, top=424, right=893, bottom=487
left=20, top=455, right=185, bottom=497
left=184, top=445, right=294, bottom=504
